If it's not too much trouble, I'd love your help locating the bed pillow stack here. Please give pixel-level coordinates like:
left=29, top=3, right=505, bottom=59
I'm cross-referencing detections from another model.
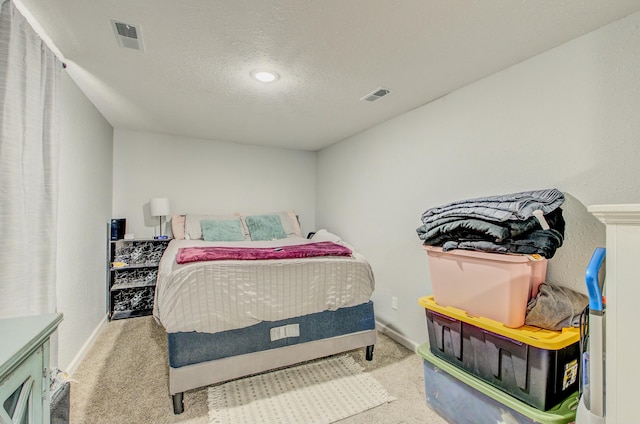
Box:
left=172, top=209, right=303, bottom=242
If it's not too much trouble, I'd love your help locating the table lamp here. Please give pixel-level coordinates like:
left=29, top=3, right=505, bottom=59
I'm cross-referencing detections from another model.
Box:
left=150, top=197, right=170, bottom=239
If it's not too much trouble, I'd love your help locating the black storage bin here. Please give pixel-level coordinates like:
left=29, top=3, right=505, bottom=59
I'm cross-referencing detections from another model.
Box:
left=421, top=296, right=581, bottom=411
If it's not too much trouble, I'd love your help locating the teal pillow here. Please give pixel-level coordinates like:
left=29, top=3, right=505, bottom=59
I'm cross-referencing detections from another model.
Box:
left=201, top=219, right=245, bottom=242
left=245, top=215, right=287, bottom=241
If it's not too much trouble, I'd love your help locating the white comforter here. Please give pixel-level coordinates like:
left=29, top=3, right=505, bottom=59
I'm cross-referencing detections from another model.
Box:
left=153, top=235, right=375, bottom=334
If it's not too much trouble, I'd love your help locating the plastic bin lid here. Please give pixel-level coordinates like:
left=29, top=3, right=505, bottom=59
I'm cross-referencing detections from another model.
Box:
left=418, top=344, right=579, bottom=422
left=419, top=296, right=580, bottom=349
left=424, top=245, right=547, bottom=264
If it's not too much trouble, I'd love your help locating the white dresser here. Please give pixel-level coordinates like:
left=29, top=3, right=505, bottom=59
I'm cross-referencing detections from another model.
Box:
left=0, top=313, right=63, bottom=424
left=589, top=204, right=640, bottom=423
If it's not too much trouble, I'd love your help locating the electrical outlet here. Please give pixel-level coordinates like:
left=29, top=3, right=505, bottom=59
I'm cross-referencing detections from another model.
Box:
left=392, top=296, right=398, bottom=310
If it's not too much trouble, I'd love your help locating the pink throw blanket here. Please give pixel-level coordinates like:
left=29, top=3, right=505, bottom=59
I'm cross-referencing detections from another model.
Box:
left=176, top=241, right=352, bottom=264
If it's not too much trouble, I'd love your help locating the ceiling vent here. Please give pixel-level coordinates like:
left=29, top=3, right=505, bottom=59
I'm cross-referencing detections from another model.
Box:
left=110, top=19, right=144, bottom=51
left=361, top=87, right=392, bottom=102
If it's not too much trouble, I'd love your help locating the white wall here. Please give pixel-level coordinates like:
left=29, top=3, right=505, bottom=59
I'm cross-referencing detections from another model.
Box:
left=317, top=12, right=640, bottom=347
left=112, top=130, right=317, bottom=238
left=56, top=71, right=114, bottom=370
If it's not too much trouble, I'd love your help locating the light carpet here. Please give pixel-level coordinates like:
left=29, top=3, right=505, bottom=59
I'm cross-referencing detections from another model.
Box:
left=207, top=354, right=396, bottom=424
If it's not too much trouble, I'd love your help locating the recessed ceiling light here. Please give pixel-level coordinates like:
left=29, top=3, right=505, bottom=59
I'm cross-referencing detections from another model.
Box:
left=251, top=70, right=279, bottom=83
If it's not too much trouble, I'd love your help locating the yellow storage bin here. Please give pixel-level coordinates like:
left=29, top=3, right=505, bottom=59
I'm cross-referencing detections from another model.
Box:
left=419, top=296, right=580, bottom=411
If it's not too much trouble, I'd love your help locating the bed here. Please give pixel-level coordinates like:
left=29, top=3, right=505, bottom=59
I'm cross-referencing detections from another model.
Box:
left=152, top=210, right=377, bottom=414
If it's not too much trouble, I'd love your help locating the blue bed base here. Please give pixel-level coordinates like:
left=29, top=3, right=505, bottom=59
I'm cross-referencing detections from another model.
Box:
left=168, top=301, right=376, bottom=414
left=168, top=301, right=375, bottom=368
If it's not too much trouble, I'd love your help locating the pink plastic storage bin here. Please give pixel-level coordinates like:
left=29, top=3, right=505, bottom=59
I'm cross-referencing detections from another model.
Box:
left=424, top=246, right=547, bottom=328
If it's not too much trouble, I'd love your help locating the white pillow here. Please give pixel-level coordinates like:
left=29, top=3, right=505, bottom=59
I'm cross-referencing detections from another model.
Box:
left=310, top=229, right=342, bottom=243
left=311, top=229, right=356, bottom=252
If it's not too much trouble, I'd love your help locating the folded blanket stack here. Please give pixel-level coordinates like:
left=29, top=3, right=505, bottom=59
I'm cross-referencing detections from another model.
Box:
left=416, top=188, right=566, bottom=258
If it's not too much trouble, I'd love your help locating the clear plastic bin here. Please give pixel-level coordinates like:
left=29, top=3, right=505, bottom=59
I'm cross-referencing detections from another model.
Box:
left=419, top=344, right=578, bottom=424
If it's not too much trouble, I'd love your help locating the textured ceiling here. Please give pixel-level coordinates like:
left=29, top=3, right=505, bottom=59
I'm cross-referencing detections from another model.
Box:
left=14, top=0, right=640, bottom=151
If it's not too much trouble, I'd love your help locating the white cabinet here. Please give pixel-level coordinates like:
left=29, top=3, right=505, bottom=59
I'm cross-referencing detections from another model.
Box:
left=0, top=313, right=63, bottom=424
left=588, top=204, right=640, bottom=423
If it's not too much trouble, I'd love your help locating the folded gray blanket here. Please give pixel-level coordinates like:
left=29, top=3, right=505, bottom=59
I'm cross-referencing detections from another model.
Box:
left=421, top=188, right=565, bottom=224
left=525, top=283, right=589, bottom=330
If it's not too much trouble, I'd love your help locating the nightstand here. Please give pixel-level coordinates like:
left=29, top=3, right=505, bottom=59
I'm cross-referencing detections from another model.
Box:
left=108, top=238, right=171, bottom=320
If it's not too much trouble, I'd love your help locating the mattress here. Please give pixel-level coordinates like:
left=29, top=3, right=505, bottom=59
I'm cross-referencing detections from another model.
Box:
left=168, top=301, right=376, bottom=368
left=153, top=237, right=375, bottom=334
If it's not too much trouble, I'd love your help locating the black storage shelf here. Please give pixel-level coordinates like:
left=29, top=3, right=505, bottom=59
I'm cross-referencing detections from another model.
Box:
left=107, top=238, right=170, bottom=321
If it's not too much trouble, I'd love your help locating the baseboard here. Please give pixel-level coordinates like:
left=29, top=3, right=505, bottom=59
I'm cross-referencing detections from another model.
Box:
left=375, top=321, right=419, bottom=352
left=64, top=318, right=415, bottom=374
left=65, top=316, right=108, bottom=375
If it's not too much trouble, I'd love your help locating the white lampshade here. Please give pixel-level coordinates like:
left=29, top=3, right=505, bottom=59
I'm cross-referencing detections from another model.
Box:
left=150, top=198, right=170, bottom=217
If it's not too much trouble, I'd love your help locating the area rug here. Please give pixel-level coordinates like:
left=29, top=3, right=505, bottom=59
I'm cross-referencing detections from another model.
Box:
left=207, top=355, right=396, bottom=424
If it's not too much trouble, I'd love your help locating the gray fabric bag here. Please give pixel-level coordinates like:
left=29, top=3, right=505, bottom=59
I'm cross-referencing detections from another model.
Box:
left=525, top=283, right=589, bottom=330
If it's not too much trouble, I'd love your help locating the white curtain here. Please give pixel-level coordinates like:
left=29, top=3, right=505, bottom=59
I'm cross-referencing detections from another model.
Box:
left=0, top=0, right=60, bottom=318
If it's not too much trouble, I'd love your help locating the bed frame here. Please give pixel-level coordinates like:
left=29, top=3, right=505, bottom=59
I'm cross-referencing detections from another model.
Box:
left=157, top=228, right=378, bottom=414
left=168, top=303, right=377, bottom=414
